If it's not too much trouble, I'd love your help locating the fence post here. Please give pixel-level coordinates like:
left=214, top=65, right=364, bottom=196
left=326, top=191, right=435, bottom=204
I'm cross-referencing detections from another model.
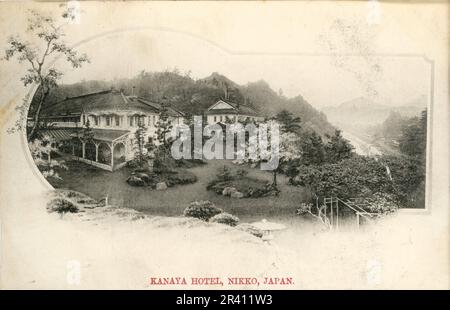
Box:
left=336, top=199, right=339, bottom=230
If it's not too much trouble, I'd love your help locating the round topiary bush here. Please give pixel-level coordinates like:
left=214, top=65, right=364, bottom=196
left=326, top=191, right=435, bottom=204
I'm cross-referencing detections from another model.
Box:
left=47, top=198, right=78, bottom=214
left=183, top=200, right=222, bottom=221
left=165, top=170, right=197, bottom=187
left=209, top=212, right=240, bottom=227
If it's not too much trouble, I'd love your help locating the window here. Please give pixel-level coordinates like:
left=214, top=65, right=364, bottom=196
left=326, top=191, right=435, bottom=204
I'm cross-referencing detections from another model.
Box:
left=129, top=116, right=134, bottom=127
left=106, top=115, right=111, bottom=126
left=115, top=116, right=120, bottom=127
left=220, top=116, right=223, bottom=122
left=139, top=116, right=146, bottom=126
left=214, top=116, right=217, bottom=122
left=82, top=115, right=86, bottom=124
left=148, top=115, right=152, bottom=126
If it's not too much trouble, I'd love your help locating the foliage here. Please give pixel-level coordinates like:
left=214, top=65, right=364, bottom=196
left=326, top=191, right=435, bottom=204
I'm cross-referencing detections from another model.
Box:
left=381, top=155, right=425, bottom=207
left=296, top=202, right=331, bottom=229
left=324, top=129, right=354, bottom=163
left=28, top=134, right=67, bottom=180
left=4, top=5, right=89, bottom=140
left=207, top=167, right=278, bottom=198
left=152, top=101, right=176, bottom=173
left=47, top=198, right=78, bottom=214
left=175, top=159, right=206, bottom=169
left=216, top=165, right=234, bottom=182
left=165, top=170, right=198, bottom=187
left=236, top=168, right=248, bottom=178
left=155, top=102, right=174, bottom=148
left=238, top=120, right=302, bottom=189
left=183, top=200, right=223, bottom=221
left=153, top=154, right=177, bottom=174
left=363, top=193, right=399, bottom=214
left=81, top=119, right=95, bottom=160
left=275, top=110, right=301, bottom=133
left=209, top=212, right=240, bottom=227
left=291, top=156, right=391, bottom=202
left=134, top=117, right=148, bottom=167
left=291, top=153, right=424, bottom=208
left=299, top=130, right=326, bottom=166
left=399, top=109, right=427, bottom=160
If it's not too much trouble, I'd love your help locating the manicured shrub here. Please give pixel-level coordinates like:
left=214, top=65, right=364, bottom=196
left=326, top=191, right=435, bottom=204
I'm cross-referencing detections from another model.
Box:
left=126, top=158, right=140, bottom=169
left=236, top=169, right=248, bottom=178
left=216, top=166, right=234, bottom=182
left=165, top=170, right=197, bottom=187
left=126, top=175, right=146, bottom=187
left=209, top=212, right=240, bottom=227
left=175, top=159, right=206, bottom=168
left=47, top=198, right=78, bottom=214
left=183, top=200, right=223, bottom=221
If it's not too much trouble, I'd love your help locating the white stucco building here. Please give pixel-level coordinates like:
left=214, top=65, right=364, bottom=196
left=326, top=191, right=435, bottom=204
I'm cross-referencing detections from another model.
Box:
left=35, top=89, right=184, bottom=171
left=205, top=99, right=263, bottom=125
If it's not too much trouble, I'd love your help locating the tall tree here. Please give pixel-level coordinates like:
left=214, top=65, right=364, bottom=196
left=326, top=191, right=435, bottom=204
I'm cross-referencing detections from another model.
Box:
left=275, top=110, right=301, bottom=133
left=325, top=130, right=354, bottom=163
left=81, top=119, right=94, bottom=165
left=155, top=102, right=174, bottom=161
left=134, top=117, right=147, bottom=168
left=399, top=109, right=427, bottom=160
left=300, top=130, right=326, bottom=166
left=4, top=6, right=89, bottom=141
left=241, top=121, right=302, bottom=190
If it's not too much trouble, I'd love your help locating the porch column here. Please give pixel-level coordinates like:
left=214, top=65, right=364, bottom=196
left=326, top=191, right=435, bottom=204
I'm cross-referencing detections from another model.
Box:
left=95, top=143, right=99, bottom=162
left=110, top=143, right=114, bottom=168
left=82, top=142, right=86, bottom=158
left=72, top=144, right=75, bottom=156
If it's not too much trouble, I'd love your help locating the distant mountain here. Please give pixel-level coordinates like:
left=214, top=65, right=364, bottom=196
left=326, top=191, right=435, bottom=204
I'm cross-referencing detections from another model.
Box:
left=322, top=96, right=427, bottom=131
left=33, top=70, right=336, bottom=136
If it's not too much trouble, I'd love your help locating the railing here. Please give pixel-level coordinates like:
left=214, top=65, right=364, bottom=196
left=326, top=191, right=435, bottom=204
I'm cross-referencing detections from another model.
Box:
left=324, top=197, right=379, bottom=229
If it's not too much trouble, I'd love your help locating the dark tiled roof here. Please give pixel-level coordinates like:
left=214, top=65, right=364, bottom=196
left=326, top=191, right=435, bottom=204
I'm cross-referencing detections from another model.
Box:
left=43, top=127, right=130, bottom=142
left=40, top=90, right=183, bottom=118
left=43, top=128, right=79, bottom=141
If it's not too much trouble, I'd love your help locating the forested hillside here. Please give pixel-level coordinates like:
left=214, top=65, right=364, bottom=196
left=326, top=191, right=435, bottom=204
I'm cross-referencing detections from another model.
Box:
left=32, top=70, right=335, bottom=136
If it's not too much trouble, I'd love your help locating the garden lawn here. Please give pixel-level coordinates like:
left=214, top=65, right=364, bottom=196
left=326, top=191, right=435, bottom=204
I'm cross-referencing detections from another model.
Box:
left=51, top=159, right=310, bottom=221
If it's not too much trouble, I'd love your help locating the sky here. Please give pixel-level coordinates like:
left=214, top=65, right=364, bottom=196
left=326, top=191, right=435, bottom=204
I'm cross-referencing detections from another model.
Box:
left=0, top=1, right=447, bottom=108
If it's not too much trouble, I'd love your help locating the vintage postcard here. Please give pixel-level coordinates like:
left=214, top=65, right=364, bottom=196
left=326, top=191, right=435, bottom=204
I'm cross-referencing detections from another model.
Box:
left=0, top=1, right=448, bottom=290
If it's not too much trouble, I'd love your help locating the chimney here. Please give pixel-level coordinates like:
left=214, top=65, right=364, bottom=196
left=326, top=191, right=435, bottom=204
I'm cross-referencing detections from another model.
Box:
left=131, top=86, right=136, bottom=97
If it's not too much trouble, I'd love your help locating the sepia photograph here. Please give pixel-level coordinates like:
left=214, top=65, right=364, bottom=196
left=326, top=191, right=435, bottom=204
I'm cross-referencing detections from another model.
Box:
left=0, top=0, right=448, bottom=293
